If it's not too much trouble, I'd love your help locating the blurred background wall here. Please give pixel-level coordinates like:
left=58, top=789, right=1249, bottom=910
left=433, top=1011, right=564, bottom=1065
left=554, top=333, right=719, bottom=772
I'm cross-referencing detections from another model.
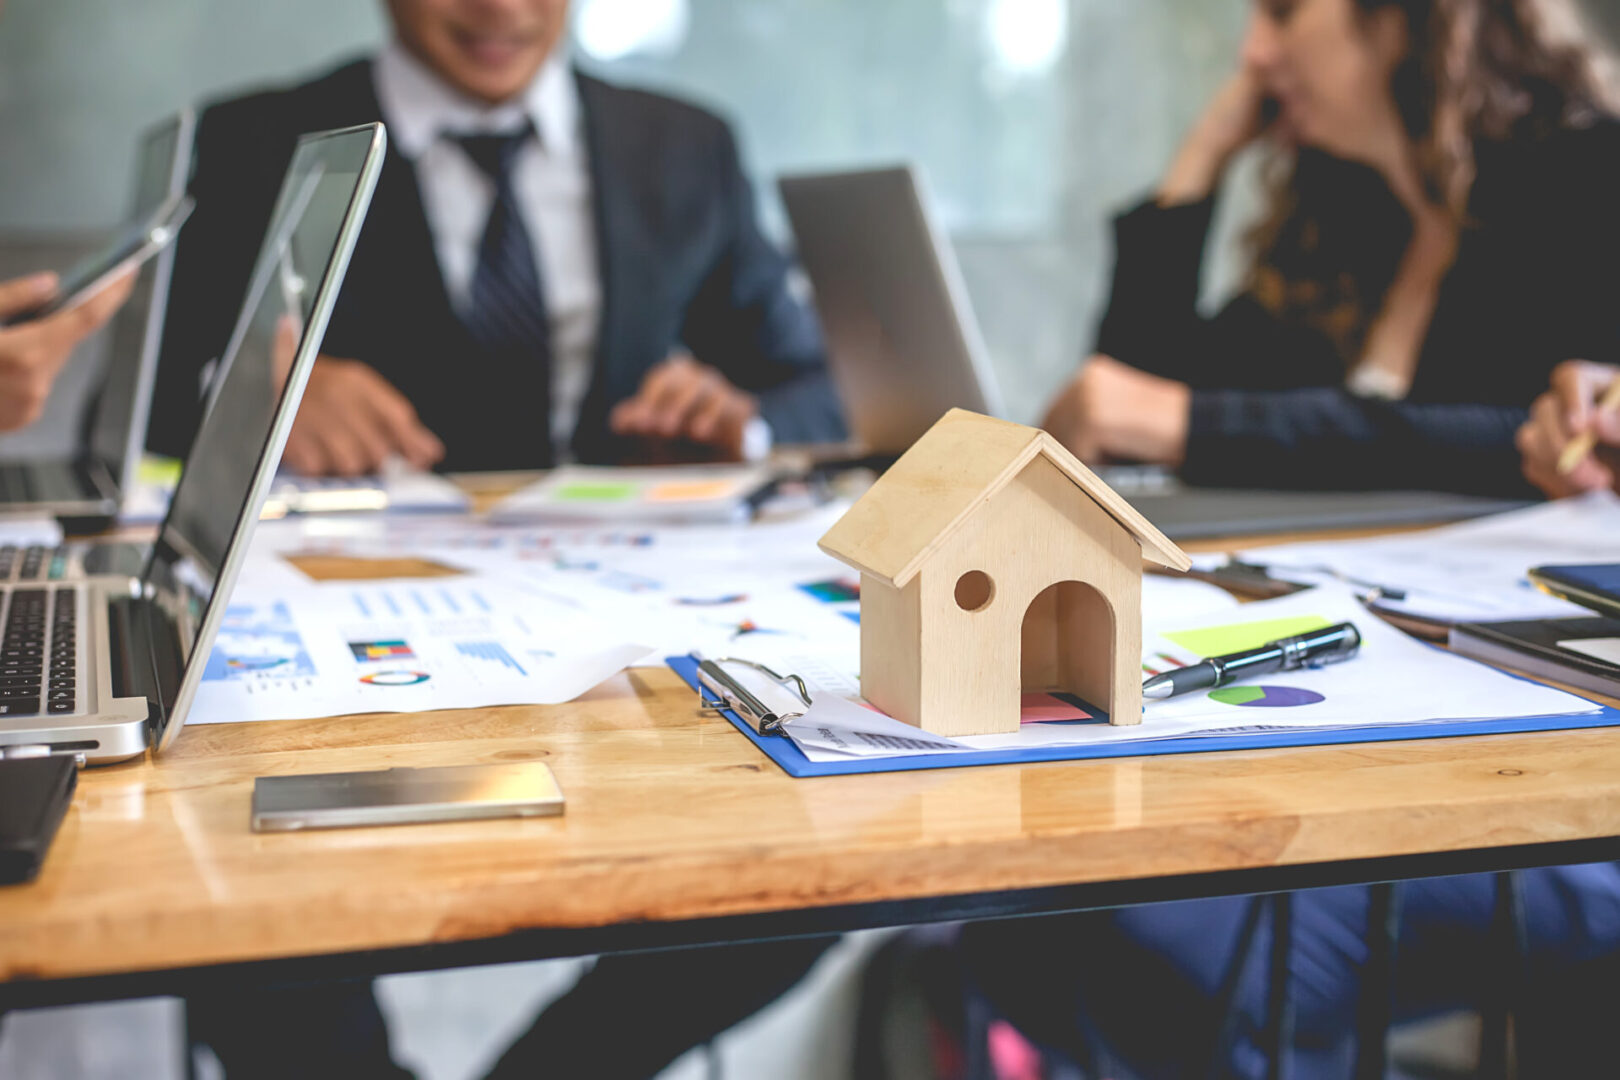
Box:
left=0, top=0, right=1617, bottom=447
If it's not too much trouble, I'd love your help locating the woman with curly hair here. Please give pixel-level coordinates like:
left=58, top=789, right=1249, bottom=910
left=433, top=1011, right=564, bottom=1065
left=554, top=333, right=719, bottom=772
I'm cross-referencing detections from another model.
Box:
left=1041, top=0, right=1620, bottom=496
left=948, top=2, right=1620, bottom=1075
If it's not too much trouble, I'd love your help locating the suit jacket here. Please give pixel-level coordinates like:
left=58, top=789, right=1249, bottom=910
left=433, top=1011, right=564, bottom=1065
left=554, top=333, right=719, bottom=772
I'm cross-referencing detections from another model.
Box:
left=1095, top=123, right=1620, bottom=498
left=151, top=58, right=845, bottom=470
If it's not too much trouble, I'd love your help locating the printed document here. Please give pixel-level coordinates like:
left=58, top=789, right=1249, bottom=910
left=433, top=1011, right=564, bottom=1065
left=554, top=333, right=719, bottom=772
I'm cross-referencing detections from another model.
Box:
left=1235, top=492, right=1620, bottom=623
left=757, top=586, right=1599, bottom=762
left=190, top=578, right=647, bottom=724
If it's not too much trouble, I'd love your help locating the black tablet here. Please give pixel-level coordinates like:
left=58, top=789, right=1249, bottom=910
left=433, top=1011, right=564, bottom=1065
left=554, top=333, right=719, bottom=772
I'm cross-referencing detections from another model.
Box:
left=0, top=755, right=76, bottom=885
left=1530, top=563, right=1620, bottom=620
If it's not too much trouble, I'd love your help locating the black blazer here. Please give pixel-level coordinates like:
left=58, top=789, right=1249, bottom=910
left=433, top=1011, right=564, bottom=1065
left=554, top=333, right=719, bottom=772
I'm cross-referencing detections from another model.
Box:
left=151, top=58, right=845, bottom=471
left=1095, top=123, right=1620, bottom=497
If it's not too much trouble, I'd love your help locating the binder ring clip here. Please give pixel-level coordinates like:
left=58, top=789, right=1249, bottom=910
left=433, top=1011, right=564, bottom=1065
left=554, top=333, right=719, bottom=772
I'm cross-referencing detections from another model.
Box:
left=693, top=655, right=813, bottom=736
left=713, top=658, right=812, bottom=709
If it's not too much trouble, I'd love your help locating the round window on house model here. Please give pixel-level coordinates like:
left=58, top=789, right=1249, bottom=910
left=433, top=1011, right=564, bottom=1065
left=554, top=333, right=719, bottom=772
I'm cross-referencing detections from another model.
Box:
left=954, top=570, right=994, bottom=612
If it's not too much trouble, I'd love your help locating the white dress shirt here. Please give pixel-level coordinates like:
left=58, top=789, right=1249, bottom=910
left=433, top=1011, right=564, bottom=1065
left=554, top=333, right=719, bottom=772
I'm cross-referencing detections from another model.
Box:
left=372, top=41, right=771, bottom=462
left=373, top=41, right=599, bottom=459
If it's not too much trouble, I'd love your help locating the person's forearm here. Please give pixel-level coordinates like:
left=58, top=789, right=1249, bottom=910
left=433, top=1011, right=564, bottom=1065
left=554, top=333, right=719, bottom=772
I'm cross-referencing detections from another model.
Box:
left=1093, top=198, right=1220, bottom=383
left=1181, top=386, right=1535, bottom=496
left=754, top=368, right=846, bottom=445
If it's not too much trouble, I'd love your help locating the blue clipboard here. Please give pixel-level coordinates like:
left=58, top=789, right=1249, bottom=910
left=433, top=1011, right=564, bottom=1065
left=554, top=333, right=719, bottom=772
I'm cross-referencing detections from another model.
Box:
left=667, top=655, right=1620, bottom=779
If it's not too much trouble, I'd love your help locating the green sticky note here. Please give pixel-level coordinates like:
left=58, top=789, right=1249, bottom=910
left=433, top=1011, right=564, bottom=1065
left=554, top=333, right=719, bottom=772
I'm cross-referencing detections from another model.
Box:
left=1164, top=615, right=1332, bottom=658
left=137, top=453, right=183, bottom=488
left=553, top=482, right=639, bottom=503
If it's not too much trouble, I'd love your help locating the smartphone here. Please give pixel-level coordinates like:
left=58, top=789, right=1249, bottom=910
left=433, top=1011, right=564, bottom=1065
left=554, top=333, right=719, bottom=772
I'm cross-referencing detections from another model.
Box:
left=0, top=755, right=77, bottom=885
left=1529, top=563, right=1620, bottom=620
left=4, top=192, right=194, bottom=326
left=251, top=761, right=565, bottom=832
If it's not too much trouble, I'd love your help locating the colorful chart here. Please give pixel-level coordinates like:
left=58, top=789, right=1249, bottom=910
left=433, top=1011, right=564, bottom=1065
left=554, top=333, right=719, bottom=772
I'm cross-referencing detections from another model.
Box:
left=454, top=640, right=528, bottom=675
left=349, top=639, right=415, bottom=663
left=1020, top=692, right=1097, bottom=723
left=675, top=593, right=749, bottom=606
left=799, top=579, right=860, bottom=603
left=204, top=602, right=316, bottom=683
left=1208, top=685, right=1325, bottom=708
left=731, top=619, right=785, bottom=639
left=359, top=670, right=431, bottom=687
left=599, top=570, right=662, bottom=594
left=1141, top=652, right=1189, bottom=677
left=226, top=655, right=289, bottom=673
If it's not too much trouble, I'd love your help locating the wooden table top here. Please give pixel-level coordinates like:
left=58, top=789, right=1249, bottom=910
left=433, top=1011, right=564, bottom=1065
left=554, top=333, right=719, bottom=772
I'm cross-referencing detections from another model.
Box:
left=4, top=505, right=1618, bottom=994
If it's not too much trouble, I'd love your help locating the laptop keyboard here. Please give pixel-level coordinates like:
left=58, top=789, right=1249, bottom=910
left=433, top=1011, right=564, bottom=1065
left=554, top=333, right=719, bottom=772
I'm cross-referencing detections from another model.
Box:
left=0, top=586, right=78, bottom=717
left=0, top=545, right=69, bottom=583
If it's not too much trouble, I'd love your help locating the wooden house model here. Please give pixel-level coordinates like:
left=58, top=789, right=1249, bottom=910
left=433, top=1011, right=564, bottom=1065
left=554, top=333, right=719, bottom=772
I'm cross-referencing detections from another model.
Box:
left=818, top=409, right=1191, bottom=737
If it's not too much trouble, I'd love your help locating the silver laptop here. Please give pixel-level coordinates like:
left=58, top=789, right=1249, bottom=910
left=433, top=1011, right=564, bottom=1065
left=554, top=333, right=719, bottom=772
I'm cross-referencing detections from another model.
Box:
left=0, top=111, right=194, bottom=525
left=0, top=124, right=387, bottom=764
left=778, top=165, right=1003, bottom=454
left=1096, top=465, right=1531, bottom=541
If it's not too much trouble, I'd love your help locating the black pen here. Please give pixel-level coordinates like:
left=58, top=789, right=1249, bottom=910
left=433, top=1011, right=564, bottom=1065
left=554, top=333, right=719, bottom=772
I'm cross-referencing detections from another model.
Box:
left=1142, top=621, right=1362, bottom=700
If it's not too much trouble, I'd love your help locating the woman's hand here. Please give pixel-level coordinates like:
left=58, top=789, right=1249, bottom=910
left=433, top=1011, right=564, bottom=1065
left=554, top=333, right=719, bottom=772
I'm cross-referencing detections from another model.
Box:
left=1516, top=360, right=1620, bottom=498
left=1159, top=67, right=1272, bottom=206
left=1041, top=355, right=1191, bottom=468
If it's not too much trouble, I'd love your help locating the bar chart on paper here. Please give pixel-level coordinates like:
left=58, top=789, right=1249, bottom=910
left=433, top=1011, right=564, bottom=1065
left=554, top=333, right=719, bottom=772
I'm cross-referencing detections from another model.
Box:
left=454, top=641, right=528, bottom=675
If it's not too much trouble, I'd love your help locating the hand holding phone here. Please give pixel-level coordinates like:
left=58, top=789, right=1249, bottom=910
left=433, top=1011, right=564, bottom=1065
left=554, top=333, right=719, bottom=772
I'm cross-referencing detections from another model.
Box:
left=2, top=193, right=192, bottom=328
left=0, top=268, right=137, bottom=431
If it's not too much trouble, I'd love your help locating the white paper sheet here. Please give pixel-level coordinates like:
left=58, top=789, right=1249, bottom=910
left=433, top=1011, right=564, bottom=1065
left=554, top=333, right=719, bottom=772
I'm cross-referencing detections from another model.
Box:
left=0, top=516, right=63, bottom=547
left=783, top=694, right=972, bottom=757
left=1234, top=493, right=1620, bottom=623
left=190, top=577, right=648, bottom=724
left=214, top=502, right=1237, bottom=735
left=1562, top=638, right=1620, bottom=666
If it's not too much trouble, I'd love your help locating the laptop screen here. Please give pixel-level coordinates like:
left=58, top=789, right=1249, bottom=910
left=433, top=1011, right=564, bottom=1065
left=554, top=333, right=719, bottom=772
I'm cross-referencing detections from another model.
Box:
left=87, top=110, right=194, bottom=488
left=140, top=124, right=386, bottom=751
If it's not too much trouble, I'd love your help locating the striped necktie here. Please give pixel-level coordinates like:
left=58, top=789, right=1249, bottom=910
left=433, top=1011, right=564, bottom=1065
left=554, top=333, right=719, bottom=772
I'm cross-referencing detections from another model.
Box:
left=451, top=123, right=553, bottom=463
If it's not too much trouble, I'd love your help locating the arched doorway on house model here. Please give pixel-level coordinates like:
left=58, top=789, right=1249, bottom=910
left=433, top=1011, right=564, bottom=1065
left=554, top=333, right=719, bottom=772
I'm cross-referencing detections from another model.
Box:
left=1020, top=579, right=1116, bottom=721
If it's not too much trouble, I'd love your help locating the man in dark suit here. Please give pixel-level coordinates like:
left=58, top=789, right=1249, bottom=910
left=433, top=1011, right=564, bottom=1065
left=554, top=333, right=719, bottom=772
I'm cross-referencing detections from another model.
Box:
left=177, top=2, right=838, bottom=1076
left=153, top=0, right=844, bottom=472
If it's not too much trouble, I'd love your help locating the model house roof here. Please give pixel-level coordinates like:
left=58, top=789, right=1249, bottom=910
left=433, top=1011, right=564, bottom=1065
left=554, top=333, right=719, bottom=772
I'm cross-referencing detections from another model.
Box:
left=818, top=409, right=1191, bottom=587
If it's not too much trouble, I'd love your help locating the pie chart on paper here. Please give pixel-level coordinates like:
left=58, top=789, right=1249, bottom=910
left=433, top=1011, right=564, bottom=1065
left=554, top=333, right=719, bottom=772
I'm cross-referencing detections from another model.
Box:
left=1208, top=685, right=1325, bottom=708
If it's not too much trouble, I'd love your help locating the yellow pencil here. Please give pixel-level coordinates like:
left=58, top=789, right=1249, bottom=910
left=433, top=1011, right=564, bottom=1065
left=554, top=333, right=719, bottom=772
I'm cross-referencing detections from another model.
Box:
left=1557, top=376, right=1620, bottom=475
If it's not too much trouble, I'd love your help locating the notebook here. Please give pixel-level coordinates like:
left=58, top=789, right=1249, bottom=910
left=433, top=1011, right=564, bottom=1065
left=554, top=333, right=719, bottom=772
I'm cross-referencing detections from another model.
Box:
left=488, top=464, right=774, bottom=524
left=1449, top=617, right=1620, bottom=700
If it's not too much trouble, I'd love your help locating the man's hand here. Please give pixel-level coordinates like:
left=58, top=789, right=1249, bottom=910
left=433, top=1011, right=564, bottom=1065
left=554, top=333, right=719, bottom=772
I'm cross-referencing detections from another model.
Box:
left=609, top=352, right=759, bottom=462
left=1517, top=360, right=1620, bottom=498
left=282, top=355, right=445, bottom=477
left=1041, top=355, right=1192, bottom=467
left=0, top=269, right=135, bottom=431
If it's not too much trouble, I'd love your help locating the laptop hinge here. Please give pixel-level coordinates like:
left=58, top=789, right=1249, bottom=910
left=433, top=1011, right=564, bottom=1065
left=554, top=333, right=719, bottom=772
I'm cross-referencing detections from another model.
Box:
left=107, top=594, right=181, bottom=706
